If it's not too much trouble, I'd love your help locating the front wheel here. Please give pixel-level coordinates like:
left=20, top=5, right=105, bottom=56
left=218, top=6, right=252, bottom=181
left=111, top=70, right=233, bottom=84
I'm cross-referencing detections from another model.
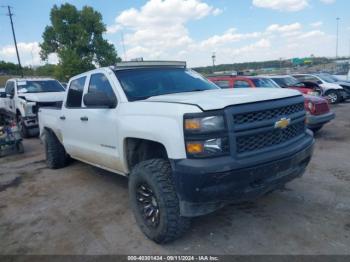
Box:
left=325, top=90, right=340, bottom=104
left=129, top=159, right=190, bottom=244
left=17, top=115, right=29, bottom=138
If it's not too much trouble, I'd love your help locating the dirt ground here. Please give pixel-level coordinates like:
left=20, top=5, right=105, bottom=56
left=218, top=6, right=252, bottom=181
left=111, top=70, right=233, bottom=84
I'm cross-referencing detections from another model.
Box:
left=1, top=103, right=350, bottom=255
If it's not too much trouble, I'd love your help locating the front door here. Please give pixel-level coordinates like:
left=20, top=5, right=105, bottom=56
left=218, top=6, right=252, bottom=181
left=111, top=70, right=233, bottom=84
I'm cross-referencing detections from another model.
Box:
left=78, top=72, right=122, bottom=172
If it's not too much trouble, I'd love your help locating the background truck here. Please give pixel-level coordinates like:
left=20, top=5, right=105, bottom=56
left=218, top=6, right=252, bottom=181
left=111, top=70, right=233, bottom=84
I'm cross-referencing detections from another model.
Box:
left=38, top=61, right=314, bottom=243
left=0, top=78, right=65, bottom=137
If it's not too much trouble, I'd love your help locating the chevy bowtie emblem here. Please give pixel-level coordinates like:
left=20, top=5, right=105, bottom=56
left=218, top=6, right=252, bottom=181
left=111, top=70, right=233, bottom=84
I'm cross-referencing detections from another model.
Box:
left=274, top=118, right=291, bottom=129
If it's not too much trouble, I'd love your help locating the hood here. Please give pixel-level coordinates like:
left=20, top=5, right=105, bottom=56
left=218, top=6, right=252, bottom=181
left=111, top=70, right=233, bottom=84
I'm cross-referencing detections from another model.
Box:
left=320, top=83, right=343, bottom=90
left=145, top=88, right=301, bottom=111
left=18, top=92, right=65, bottom=102
left=337, top=81, right=350, bottom=87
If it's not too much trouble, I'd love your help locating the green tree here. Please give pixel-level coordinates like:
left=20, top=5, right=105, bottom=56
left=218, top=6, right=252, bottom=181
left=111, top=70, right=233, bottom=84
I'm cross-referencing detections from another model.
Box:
left=40, top=3, right=120, bottom=80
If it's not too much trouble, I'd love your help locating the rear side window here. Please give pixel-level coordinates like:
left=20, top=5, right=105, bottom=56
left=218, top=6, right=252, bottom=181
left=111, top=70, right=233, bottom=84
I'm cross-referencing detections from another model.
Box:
left=88, top=73, right=116, bottom=98
left=66, top=77, right=86, bottom=108
left=213, top=80, right=231, bottom=89
left=234, top=80, right=251, bottom=88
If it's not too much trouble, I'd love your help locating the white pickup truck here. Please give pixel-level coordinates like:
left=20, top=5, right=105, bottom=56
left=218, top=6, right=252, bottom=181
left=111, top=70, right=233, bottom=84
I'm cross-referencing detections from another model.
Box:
left=38, top=61, right=314, bottom=243
left=0, top=78, right=65, bottom=137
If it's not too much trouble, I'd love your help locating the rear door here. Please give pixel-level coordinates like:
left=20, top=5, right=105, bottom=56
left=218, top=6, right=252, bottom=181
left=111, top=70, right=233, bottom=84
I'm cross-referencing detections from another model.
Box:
left=60, top=75, right=88, bottom=159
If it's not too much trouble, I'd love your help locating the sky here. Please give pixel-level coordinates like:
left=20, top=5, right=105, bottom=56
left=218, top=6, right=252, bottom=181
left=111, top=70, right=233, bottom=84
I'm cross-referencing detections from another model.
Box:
left=0, top=0, right=349, bottom=67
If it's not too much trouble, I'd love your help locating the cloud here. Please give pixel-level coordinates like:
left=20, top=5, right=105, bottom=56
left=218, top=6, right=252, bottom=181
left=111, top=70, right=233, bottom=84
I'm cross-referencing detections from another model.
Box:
left=107, top=0, right=222, bottom=60
left=310, top=21, right=323, bottom=28
left=252, top=0, right=309, bottom=12
left=106, top=24, right=121, bottom=34
left=0, top=42, right=58, bottom=66
left=319, top=0, right=336, bottom=4
left=199, top=28, right=261, bottom=49
left=267, top=23, right=302, bottom=33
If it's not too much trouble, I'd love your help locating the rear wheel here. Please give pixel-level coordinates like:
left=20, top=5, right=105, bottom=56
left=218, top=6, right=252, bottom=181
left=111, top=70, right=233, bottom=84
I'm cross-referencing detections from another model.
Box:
left=129, top=159, right=190, bottom=244
left=325, top=90, right=340, bottom=104
left=44, top=129, right=69, bottom=169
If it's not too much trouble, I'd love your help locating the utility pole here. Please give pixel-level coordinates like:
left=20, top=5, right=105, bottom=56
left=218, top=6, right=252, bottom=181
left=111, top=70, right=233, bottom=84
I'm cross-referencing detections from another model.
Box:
left=211, top=52, right=216, bottom=72
left=2, top=5, right=23, bottom=77
left=121, top=32, right=127, bottom=61
left=336, top=17, right=340, bottom=59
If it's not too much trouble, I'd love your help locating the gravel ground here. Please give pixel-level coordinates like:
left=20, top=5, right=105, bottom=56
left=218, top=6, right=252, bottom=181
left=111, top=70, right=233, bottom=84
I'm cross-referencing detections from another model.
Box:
left=0, top=102, right=349, bottom=255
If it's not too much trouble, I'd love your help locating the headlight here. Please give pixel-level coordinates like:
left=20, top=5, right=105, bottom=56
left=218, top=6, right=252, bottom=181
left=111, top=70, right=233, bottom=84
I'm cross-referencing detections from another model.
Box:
left=307, top=91, right=320, bottom=96
left=184, top=115, right=225, bottom=133
left=186, top=137, right=229, bottom=157
left=184, top=113, right=228, bottom=158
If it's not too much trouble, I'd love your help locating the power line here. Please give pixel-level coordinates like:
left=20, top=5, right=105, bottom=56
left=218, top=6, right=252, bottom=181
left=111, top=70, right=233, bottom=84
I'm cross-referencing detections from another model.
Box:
left=1, top=5, right=23, bottom=77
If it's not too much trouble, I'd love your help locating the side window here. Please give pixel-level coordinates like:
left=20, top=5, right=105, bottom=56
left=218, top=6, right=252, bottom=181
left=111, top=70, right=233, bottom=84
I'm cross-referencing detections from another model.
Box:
left=234, top=80, right=251, bottom=88
left=5, top=81, right=15, bottom=96
left=305, top=76, right=319, bottom=82
left=87, top=73, right=116, bottom=98
left=66, top=77, right=86, bottom=108
left=213, top=80, right=231, bottom=89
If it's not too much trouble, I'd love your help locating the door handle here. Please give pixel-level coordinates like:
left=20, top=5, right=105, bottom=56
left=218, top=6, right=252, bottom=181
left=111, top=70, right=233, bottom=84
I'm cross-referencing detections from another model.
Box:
left=80, top=116, right=88, bottom=121
left=59, top=116, right=66, bottom=120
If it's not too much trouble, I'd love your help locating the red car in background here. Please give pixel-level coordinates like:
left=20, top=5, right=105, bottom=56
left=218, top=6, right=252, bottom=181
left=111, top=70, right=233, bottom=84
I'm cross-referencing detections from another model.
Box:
left=207, top=75, right=335, bottom=132
left=208, top=75, right=277, bottom=89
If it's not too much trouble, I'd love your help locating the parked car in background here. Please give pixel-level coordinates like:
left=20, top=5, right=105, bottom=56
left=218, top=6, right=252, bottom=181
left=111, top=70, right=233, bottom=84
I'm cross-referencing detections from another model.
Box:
left=39, top=61, right=314, bottom=243
left=268, top=76, right=321, bottom=96
left=293, top=74, right=348, bottom=104
left=207, top=75, right=279, bottom=89
left=0, top=78, right=65, bottom=137
left=317, top=73, right=350, bottom=98
left=208, top=75, right=334, bottom=132
left=303, top=95, right=335, bottom=132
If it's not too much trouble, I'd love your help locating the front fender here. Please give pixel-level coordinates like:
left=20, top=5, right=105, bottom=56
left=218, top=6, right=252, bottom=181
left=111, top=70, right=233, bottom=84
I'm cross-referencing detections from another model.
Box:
left=119, top=115, right=186, bottom=160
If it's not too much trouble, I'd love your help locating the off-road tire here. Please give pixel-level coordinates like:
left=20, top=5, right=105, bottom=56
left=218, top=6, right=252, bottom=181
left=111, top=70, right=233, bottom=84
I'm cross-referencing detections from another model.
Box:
left=44, top=129, right=69, bottom=169
left=129, top=159, right=190, bottom=244
left=325, top=90, right=340, bottom=104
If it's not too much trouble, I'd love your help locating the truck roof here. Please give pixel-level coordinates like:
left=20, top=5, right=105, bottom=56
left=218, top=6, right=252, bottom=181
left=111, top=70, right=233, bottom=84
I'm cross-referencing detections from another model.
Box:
left=7, top=77, right=57, bottom=82
left=111, top=61, right=186, bottom=70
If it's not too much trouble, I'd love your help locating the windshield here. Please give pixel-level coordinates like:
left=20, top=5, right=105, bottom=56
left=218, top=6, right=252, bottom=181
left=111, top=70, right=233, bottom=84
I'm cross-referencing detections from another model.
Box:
left=316, top=74, right=337, bottom=83
left=114, top=68, right=219, bottom=101
left=17, top=80, right=65, bottom=93
left=272, top=77, right=303, bottom=87
left=252, top=78, right=279, bottom=88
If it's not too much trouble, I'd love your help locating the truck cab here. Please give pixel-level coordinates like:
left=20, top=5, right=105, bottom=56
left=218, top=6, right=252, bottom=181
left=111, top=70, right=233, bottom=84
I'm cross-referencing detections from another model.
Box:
left=1, top=78, right=65, bottom=137
left=39, top=61, right=314, bottom=244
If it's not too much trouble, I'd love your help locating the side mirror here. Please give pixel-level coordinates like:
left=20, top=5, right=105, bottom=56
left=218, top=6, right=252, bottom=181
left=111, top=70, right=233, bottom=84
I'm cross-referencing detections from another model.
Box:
left=0, top=92, right=6, bottom=98
left=83, top=92, right=117, bottom=108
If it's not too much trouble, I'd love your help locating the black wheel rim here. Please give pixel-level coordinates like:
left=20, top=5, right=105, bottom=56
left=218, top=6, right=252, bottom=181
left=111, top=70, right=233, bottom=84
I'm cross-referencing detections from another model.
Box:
left=136, top=183, right=160, bottom=228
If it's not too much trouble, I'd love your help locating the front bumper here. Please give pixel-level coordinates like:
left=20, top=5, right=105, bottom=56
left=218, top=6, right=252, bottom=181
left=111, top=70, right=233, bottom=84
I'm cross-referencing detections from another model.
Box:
left=340, top=90, right=349, bottom=100
left=306, top=111, right=335, bottom=129
left=171, top=135, right=314, bottom=217
left=22, top=116, right=39, bottom=135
